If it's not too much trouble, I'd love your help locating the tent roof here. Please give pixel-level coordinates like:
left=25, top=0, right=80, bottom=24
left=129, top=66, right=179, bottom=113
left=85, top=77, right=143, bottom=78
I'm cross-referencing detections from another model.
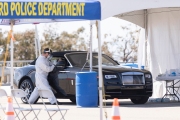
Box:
left=0, top=0, right=98, bottom=2
left=115, top=10, right=145, bottom=28
left=115, top=7, right=180, bottom=28
left=100, top=0, right=180, bottom=27
left=0, top=0, right=101, bottom=24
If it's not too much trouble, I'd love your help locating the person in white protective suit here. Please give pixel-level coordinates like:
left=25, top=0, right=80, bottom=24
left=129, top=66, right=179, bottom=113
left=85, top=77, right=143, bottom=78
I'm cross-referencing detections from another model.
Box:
left=28, top=48, right=57, bottom=105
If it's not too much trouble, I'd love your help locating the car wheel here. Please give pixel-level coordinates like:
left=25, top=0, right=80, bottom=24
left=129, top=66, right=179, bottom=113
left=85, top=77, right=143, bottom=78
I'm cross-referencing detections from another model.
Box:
left=130, top=97, right=149, bottom=104
left=70, top=98, right=76, bottom=104
left=19, top=79, right=38, bottom=104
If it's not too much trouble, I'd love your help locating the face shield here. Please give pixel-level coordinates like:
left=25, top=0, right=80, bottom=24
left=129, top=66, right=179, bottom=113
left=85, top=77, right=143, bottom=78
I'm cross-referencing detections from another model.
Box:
left=44, top=49, right=53, bottom=61
left=47, top=54, right=53, bottom=61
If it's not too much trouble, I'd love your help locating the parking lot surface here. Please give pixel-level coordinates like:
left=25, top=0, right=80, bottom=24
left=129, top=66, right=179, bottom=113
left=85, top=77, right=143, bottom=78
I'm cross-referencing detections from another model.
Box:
left=1, top=86, right=180, bottom=120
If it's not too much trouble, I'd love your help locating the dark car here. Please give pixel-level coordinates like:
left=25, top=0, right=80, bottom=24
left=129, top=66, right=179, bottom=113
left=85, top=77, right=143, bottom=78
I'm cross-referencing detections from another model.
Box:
left=121, top=63, right=138, bottom=68
left=14, top=51, right=153, bottom=104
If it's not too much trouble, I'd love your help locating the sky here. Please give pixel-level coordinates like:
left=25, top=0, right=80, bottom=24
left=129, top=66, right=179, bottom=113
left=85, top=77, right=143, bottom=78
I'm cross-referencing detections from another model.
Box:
left=0, top=17, right=142, bottom=59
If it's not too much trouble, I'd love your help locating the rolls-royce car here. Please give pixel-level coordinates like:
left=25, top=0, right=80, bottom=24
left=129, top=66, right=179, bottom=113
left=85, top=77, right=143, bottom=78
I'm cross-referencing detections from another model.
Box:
left=14, top=51, right=153, bottom=104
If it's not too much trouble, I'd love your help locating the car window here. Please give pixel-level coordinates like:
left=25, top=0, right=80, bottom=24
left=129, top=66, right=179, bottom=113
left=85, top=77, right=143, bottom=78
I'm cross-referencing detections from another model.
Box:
left=51, top=57, right=60, bottom=65
left=51, top=57, right=69, bottom=66
left=66, top=54, right=87, bottom=67
left=65, top=53, right=119, bottom=67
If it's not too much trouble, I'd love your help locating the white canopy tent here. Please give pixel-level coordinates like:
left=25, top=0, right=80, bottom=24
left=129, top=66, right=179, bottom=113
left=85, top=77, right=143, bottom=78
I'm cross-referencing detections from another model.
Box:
left=0, top=1, right=106, bottom=120
left=100, top=0, right=180, bottom=21
left=99, top=0, right=180, bottom=99
left=1, top=0, right=180, bottom=119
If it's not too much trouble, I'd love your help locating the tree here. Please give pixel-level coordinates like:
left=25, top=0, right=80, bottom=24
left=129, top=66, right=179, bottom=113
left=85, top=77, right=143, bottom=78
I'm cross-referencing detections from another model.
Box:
left=118, top=26, right=140, bottom=62
left=103, top=25, right=141, bottom=62
left=0, top=25, right=88, bottom=61
left=13, top=29, right=36, bottom=60
left=41, top=24, right=88, bottom=52
left=0, top=29, right=10, bottom=61
left=101, top=41, right=113, bottom=58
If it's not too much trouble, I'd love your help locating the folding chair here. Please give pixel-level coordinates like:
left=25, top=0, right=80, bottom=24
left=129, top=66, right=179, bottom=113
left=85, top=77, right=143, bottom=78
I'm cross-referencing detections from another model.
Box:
left=11, top=89, right=41, bottom=120
left=0, top=89, right=8, bottom=117
left=38, top=89, right=68, bottom=120
left=0, top=89, right=25, bottom=120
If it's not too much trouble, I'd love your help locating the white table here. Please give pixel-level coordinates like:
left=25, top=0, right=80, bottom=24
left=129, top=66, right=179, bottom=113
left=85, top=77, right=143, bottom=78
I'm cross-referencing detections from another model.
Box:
left=156, top=76, right=180, bottom=102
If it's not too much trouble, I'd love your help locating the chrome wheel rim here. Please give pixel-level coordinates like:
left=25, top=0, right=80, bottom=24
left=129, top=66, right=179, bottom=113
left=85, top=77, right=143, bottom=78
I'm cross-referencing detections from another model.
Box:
left=20, top=80, right=33, bottom=103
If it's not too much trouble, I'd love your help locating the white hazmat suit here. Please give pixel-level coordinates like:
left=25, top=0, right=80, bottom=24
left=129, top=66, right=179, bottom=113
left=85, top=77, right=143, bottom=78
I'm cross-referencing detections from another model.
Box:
left=28, top=55, right=56, bottom=104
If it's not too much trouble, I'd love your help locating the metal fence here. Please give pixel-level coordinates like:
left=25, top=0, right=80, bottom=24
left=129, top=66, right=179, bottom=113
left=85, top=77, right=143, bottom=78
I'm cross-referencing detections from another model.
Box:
left=0, top=60, right=33, bottom=86
left=0, top=60, right=33, bottom=67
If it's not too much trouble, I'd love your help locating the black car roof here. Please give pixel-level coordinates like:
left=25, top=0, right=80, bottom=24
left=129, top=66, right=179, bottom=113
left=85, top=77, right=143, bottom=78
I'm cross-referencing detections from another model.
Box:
left=29, top=51, right=86, bottom=65
left=29, top=51, right=118, bottom=65
left=52, top=51, right=86, bottom=57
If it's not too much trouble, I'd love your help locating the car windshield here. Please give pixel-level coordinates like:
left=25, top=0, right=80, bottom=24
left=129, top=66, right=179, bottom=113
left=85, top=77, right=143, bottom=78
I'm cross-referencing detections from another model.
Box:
left=65, top=53, right=119, bottom=67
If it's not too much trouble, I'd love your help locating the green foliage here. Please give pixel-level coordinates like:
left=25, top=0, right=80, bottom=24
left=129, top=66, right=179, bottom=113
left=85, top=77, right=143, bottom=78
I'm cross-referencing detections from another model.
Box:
left=41, top=25, right=87, bottom=52
left=0, top=29, right=9, bottom=61
left=13, top=30, right=36, bottom=60
left=0, top=26, right=88, bottom=61
left=1, top=23, right=140, bottom=63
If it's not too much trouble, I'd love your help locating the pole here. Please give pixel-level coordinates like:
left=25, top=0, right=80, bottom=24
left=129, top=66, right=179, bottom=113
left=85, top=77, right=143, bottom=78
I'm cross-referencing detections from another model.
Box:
left=34, top=25, right=38, bottom=58
left=10, top=20, right=14, bottom=89
left=97, top=20, right=103, bottom=120
left=90, top=21, right=93, bottom=72
left=145, top=9, right=148, bottom=69
left=34, top=24, right=41, bottom=57
left=0, top=26, right=11, bottom=86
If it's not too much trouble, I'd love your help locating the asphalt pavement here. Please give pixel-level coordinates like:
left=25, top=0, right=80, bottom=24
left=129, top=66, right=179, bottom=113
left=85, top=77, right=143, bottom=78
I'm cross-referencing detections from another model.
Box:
left=1, top=86, right=180, bottom=120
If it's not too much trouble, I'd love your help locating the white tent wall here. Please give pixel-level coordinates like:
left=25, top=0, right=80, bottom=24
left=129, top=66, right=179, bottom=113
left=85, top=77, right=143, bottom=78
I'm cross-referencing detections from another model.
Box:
left=147, top=8, right=180, bottom=98
left=100, top=0, right=180, bottom=99
left=148, top=8, right=180, bottom=76
left=137, top=29, right=145, bottom=69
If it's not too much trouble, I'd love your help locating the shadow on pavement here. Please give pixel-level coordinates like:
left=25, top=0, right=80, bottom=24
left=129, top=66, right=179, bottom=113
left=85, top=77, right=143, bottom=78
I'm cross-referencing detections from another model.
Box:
left=35, top=101, right=76, bottom=106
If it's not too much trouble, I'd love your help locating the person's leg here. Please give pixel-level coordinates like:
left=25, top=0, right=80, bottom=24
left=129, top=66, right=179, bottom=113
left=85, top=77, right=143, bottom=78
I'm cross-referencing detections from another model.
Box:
left=48, top=74, right=67, bottom=97
left=39, top=79, right=57, bottom=104
left=28, top=87, right=39, bottom=104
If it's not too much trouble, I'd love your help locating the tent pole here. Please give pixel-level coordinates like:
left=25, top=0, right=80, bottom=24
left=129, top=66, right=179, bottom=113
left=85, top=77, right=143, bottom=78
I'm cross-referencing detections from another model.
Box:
left=97, top=20, right=103, bottom=120
left=90, top=21, right=93, bottom=72
left=37, top=25, right=41, bottom=56
left=35, top=24, right=41, bottom=56
left=34, top=24, right=38, bottom=58
left=10, top=20, right=14, bottom=89
left=145, top=9, right=148, bottom=69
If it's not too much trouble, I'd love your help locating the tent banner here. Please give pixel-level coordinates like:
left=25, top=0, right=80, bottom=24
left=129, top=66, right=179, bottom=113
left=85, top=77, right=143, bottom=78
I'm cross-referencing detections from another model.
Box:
left=0, top=2, right=101, bottom=20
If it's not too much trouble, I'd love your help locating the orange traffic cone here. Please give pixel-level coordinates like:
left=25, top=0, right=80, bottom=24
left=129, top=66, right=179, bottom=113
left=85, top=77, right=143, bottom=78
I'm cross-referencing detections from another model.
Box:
left=112, top=98, right=120, bottom=120
left=5, top=97, right=15, bottom=120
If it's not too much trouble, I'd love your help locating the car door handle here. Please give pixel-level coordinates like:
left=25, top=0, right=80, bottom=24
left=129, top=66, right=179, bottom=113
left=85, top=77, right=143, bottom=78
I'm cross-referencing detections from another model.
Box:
left=59, top=71, right=70, bottom=73
left=71, top=80, right=73, bottom=85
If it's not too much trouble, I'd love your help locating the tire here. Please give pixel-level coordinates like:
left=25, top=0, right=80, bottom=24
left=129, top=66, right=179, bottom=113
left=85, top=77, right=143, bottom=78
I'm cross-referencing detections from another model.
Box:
left=70, top=98, right=76, bottom=104
left=130, top=97, right=149, bottom=104
left=19, top=79, right=39, bottom=104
